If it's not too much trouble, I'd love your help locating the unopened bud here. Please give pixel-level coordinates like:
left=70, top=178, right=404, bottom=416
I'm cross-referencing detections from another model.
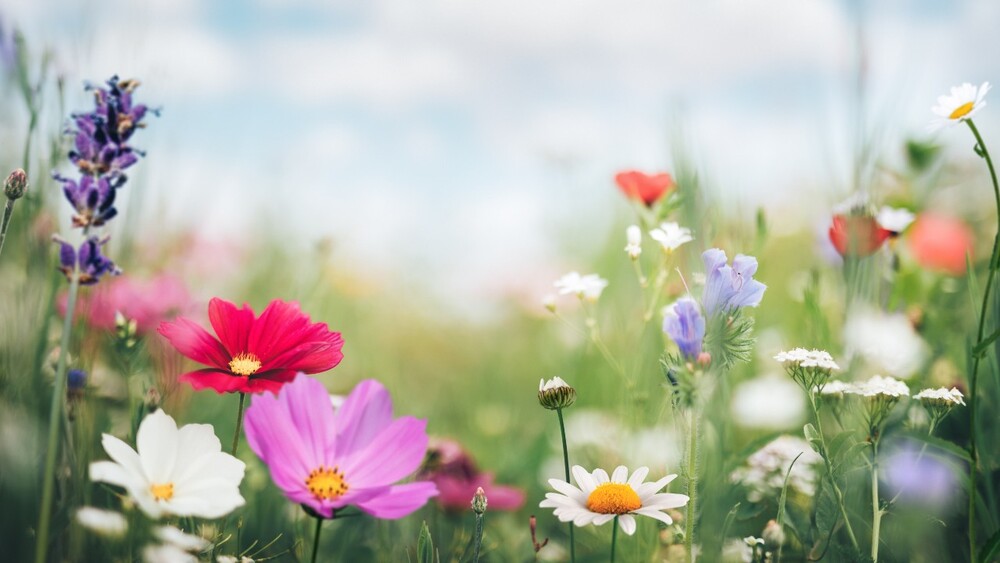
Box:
left=696, top=352, right=711, bottom=367
left=115, top=311, right=138, bottom=348
left=472, top=487, right=488, bottom=514
left=543, top=295, right=557, bottom=314
left=144, top=387, right=161, bottom=410
left=4, top=168, right=26, bottom=200
left=538, top=377, right=576, bottom=410
left=762, top=519, right=784, bottom=546
left=625, top=225, right=642, bottom=260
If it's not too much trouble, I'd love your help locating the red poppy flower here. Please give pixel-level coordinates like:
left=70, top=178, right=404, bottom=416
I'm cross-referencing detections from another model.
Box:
left=158, top=298, right=344, bottom=394
left=908, top=213, right=974, bottom=276
left=828, top=214, right=891, bottom=257
left=615, top=170, right=675, bottom=206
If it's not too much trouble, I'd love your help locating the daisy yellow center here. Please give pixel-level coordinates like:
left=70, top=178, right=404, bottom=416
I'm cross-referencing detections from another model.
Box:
left=306, top=466, right=349, bottom=501
left=228, top=352, right=261, bottom=376
left=150, top=483, right=174, bottom=501
left=586, top=483, right=642, bottom=514
left=949, top=101, right=975, bottom=120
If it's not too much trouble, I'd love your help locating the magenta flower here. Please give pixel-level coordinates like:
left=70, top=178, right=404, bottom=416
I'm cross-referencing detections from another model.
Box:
left=243, top=375, right=437, bottom=519
left=421, top=438, right=525, bottom=511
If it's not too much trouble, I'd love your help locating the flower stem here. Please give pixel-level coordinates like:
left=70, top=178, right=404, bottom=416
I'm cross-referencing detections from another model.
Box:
left=231, top=392, right=247, bottom=455
left=808, top=396, right=861, bottom=553
left=34, top=264, right=83, bottom=563
left=965, top=119, right=1000, bottom=561
left=310, top=516, right=323, bottom=563
left=684, top=407, right=699, bottom=562
left=870, top=440, right=882, bottom=562
left=611, top=515, right=619, bottom=563
left=472, top=512, right=485, bottom=563
left=556, top=408, right=576, bottom=563
left=0, top=199, right=16, bottom=261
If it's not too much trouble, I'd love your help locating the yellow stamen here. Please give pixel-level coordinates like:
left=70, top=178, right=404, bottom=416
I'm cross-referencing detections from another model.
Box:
left=150, top=483, right=174, bottom=501
left=228, top=352, right=261, bottom=376
left=306, top=466, right=349, bottom=501
left=586, top=483, right=642, bottom=514
left=949, top=101, right=975, bottom=120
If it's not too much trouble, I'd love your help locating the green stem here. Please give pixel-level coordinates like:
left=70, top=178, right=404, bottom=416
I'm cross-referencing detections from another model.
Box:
left=472, top=513, right=484, bottom=563
left=611, top=515, right=619, bottom=563
left=808, top=396, right=861, bottom=552
left=684, top=408, right=699, bottom=562
left=556, top=408, right=576, bottom=563
left=34, top=262, right=83, bottom=563
left=0, top=199, right=16, bottom=260
left=965, top=119, right=1000, bottom=561
left=870, top=440, right=882, bottom=562
left=310, top=517, right=323, bottom=563
left=231, top=392, right=247, bottom=455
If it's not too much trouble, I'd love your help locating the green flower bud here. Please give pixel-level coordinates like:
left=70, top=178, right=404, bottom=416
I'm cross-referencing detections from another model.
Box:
left=538, top=377, right=576, bottom=410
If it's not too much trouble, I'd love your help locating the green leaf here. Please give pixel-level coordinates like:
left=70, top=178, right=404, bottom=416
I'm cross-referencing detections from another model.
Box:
left=974, top=326, right=1000, bottom=357
left=901, top=431, right=973, bottom=463
left=720, top=502, right=741, bottom=542
left=803, top=423, right=822, bottom=453
left=777, top=453, right=803, bottom=530
left=978, top=528, right=1000, bottom=563
left=826, top=430, right=855, bottom=462
left=417, top=521, right=435, bottom=563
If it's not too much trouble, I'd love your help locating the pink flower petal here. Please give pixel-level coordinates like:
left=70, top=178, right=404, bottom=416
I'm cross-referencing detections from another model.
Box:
left=157, top=318, right=229, bottom=369
left=333, top=379, right=394, bottom=459
left=355, top=482, right=438, bottom=519
left=340, top=416, right=428, bottom=488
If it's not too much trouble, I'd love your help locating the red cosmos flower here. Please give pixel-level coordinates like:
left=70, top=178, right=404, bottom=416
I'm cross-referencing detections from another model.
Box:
left=828, top=214, right=892, bottom=257
left=615, top=170, right=675, bottom=206
left=908, top=213, right=974, bottom=276
left=158, top=298, right=344, bottom=394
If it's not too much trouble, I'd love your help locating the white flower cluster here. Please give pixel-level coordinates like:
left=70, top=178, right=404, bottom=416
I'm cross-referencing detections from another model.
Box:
left=554, top=271, right=609, bottom=302
left=774, top=348, right=840, bottom=371
left=625, top=225, right=642, bottom=259
left=649, top=222, right=693, bottom=252
left=817, top=379, right=854, bottom=397
left=846, top=375, right=911, bottom=398
left=731, top=435, right=822, bottom=502
left=913, top=386, right=966, bottom=406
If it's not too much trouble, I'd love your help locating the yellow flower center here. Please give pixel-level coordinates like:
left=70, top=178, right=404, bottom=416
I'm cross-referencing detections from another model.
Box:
left=306, top=466, right=349, bottom=501
left=949, top=101, right=975, bottom=120
left=586, top=483, right=642, bottom=514
left=150, top=483, right=174, bottom=501
left=228, top=352, right=261, bottom=376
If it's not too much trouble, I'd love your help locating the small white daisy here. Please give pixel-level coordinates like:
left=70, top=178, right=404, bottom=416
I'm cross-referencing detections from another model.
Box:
left=877, top=206, right=916, bottom=234
left=649, top=222, right=694, bottom=253
left=89, top=409, right=246, bottom=519
left=539, top=465, right=689, bottom=535
left=931, top=82, right=990, bottom=130
left=913, top=386, right=965, bottom=407
left=624, top=225, right=642, bottom=259
left=75, top=507, right=128, bottom=538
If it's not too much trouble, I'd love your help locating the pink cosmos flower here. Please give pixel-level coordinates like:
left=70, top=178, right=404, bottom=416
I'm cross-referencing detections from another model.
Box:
left=243, top=375, right=437, bottom=519
left=62, top=274, right=193, bottom=334
left=421, top=438, right=525, bottom=511
left=158, top=298, right=344, bottom=394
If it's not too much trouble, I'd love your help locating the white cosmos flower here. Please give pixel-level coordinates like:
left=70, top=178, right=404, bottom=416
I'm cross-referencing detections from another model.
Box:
left=625, top=225, right=642, bottom=259
left=89, top=409, right=246, bottom=519
left=649, top=222, right=694, bottom=252
left=554, top=271, right=608, bottom=301
left=539, top=465, right=689, bottom=535
left=931, top=81, right=990, bottom=130
left=75, top=507, right=127, bottom=537
left=877, top=206, right=915, bottom=234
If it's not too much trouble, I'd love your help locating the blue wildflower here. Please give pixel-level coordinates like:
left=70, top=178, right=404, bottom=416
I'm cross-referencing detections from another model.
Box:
left=701, top=248, right=767, bottom=317
left=663, top=297, right=705, bottom=361
left=67, top=369, right=87, bottom=391
left=53, top=236, right=121, bottom=285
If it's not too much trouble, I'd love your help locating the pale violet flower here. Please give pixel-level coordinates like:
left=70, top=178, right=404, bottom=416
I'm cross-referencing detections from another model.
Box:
left=554, top=272, right=608, bottom=302
left=731, top=375, right=805, bottom=430
left=913, top=387, right=966, bottom=407
left=877, top=206, right=916, bottom=234
left=89, top=409, right=246, bottom=519
left=702, top=249, right=767, bottom=316
left=774, top=348, right=840, bottom=371
left=662, top=297, right=705, bottom=361
left=931, top=81, right=990, bottom=130
left=649, top=222, right=693, bottom=253
left=75, top=507, right=127, bottom=537
left=539, top=465, right=689, bottom=535
left=624, top=225, right=642, bottom=259
left=844, top=308, right=927, bottom=379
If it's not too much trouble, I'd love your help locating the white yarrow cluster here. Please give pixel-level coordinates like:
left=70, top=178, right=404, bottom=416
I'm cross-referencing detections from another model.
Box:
left=817, top=380, right=854, bottom=397
left=913, top=386, right=965, bottom=406
left=554, top=271, right=609, bottom=302
left=846, top=375, right=910, bottom=398
left=774, top=348, right=840, bottom=371
left=649, top=222, right=693, bottom=252
left=731, top=436, right=822, bottom=502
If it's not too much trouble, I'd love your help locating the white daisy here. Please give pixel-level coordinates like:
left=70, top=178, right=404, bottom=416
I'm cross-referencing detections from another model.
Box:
left=75, top=507, right=127, bottom=537
left=89, top=409, right=246, bottom=519
left=931, top=81, right=990, bottom=130
left=649, top=222, right=694, bottom=253
left=877, top=206, right=915, bottom=234
left=625, top=225, right=642, bottom=259
left=539, top=465, right=689, bottom=535
left=540, top=376, right=572, bottom=393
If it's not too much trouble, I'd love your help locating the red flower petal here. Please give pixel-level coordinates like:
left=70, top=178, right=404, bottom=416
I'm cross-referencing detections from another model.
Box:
left=179, top=368, right=251, bottom=394
left=208, top=298, right=255, bottom=356
left=157, top=317, right=230, bottom=369
left=828, top=214, right=891, bottom=257
left=615, top=170, right=674, bottom=206
left=260, top=336, right=345, bottom=374
left=248, top=299, right=311, bottom=361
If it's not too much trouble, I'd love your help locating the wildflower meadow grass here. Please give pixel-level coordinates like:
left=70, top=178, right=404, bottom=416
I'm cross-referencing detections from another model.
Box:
left=3, top=17, right=1000, bottom=563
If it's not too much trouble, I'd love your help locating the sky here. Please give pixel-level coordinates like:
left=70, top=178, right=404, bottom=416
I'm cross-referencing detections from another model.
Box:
left=2, top=0, right=1000, bottom=305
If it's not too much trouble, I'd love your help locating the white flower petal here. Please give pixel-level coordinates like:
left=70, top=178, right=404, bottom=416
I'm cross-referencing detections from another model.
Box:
left=627, top=466, right=649, bottom=488
left=572, top=465, right=597, bottom=494
left=633, top=507, right=675, bottom=525
left=592, top=468, right=610, bottom=484
left=137, top=409, right=179, bottom=484
left=618, top=514, right=637, bottom=535
left=610, top=465, right=628, bottom=483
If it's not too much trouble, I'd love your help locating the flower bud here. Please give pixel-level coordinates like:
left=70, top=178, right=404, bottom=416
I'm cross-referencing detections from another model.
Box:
left=472, top=486, right=488, bottom=514
left=538, top=377, right=576, bottom=410
left=762, top=519, right=784, bottom=547
left=4, top=168, right=26, bottom=200
left=543, top=295, right=557, bottom=314
left=625, top=225, right=642, bottom=260
left=67, top=369, right=87, bottom=398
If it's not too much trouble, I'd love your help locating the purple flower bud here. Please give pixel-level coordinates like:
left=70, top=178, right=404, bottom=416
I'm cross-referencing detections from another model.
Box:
left=663, top=297, right=706, bottom=361
left=67, top=369, right=87, bottom=390
left=53, top=235, right=121, bottom=285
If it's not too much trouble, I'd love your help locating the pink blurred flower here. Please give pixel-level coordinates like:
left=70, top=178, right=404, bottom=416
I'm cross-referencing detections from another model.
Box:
left=243, top=375, right=437, bottom=519
left=421, top=438, right=525, bottom=511
left=62, top=274, right=194, bottom=334
left=907, top=213, right=974, bottom=276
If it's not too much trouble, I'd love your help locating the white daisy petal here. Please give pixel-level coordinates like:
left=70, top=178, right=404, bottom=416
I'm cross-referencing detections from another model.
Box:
left=550, top=480, right=587, bottom=503
left=611, top=465, right=628, bottom=483
left=593, top=513, right=616, bottom=525
left=627, top=466, right=649, bottom=488
left=618, top=514, right=637, bottom=535
left=572, top=465, right=597, bottom=494
left=634, top=507, right=675, bottom=525
left=592, top=468, right=610, bottom=484
left=644, top=493, right=692, bottom=510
